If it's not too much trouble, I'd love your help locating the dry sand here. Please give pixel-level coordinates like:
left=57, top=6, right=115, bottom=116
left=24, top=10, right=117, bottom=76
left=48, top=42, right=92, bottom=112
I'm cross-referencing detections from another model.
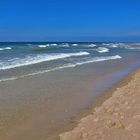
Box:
left=60, top=68, right=140, bottom=140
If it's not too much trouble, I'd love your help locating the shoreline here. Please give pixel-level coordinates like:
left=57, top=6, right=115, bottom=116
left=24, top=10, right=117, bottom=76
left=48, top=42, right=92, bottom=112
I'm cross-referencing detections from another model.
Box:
left=47, top=64, right=140, bottom=140
left=0, top=60, right=140, bottom=140
left=47, top=66, right=140, bottom=140
left=59, top=67, right=140, bottom=140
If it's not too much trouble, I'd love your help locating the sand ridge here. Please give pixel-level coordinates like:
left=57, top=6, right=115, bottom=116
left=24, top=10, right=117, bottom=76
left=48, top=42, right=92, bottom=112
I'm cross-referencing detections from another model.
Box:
left=60, top=69, right=140, bottom=140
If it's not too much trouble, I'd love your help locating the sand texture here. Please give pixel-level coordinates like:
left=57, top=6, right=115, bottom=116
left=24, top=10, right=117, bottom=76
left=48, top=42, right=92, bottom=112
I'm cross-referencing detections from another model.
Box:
left=60, top=69, right=140, bottom=140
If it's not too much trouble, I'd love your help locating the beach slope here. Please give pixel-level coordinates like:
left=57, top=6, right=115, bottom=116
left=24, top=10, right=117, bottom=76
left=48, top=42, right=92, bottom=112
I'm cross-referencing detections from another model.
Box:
left=60, top=69, right=140, bottom=140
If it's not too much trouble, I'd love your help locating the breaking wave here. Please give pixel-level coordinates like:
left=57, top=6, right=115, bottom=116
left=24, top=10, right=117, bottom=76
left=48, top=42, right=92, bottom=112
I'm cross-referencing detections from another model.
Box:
left=87, top=44, right=97, bottom=47
left=96, top=47, right=109, bottom=53
left=0, top=47, right=12, bottom=51
left=0, top=52, right=90, bottom=70
left=0, top=55, right=122, bottom=82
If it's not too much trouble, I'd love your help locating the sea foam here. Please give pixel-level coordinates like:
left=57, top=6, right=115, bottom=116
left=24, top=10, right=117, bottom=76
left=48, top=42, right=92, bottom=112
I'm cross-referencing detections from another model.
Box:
left=72, top=44, right=78, bottom=46
left=38, top=45, right=47, bottom=48
left=0, top=52, right=90, bottom=70
left=96, top=47, right=109, bottom=53
left=87, top=44, right=97, bottom=47
left=0, top=47, right=12, bottom=51
left=0, top=55, right=122, bottom=82
left=60, top=43, right=69, bottom=47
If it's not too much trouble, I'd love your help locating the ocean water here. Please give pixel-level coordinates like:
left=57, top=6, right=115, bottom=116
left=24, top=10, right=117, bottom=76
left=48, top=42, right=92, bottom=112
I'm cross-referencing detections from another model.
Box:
left=0, top=42, right=140, bottom=82
left=0, top=42, right=140, bottom=140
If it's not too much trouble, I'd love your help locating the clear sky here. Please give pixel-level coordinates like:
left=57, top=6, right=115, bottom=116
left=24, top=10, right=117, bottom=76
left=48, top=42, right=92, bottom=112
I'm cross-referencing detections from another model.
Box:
left=0, top=0, right=140, bottom=42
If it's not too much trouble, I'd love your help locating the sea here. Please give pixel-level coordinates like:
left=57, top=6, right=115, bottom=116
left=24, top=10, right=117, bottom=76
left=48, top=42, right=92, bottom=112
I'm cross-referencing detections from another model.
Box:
left=0, top=42, right=140, bottom=140
left=0, top=42, right=140, bottom=82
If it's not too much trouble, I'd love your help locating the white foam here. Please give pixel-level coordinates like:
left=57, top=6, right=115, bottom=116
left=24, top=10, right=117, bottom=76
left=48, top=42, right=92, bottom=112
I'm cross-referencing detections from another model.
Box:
left=60, top=43, right=69, bottom=47
left=120, top=45, right=140, bottom=50
left=50, top=43, right=57, bottom=46
left=96, top=47, right=109, bottom=53
left=0, top=55, right=122, bottom=82
left=110, top=44, right=118, bottom=48
left=72, top=55, right=122, bottom=65
left=38, top=45, right=47, bottom=48
left=46, top=44, right=58, bottom=47
left=38, top=44, right=57, bottom=48
left=103, top=43, right=120, bottom=48
left=0, top=47, right=12, bottom=51
left=88, top=44, right=97, bottom=47
left=110, top=43, right=140, bottom=50
left=0, top=52, right=90, bottom=70
left=72, top=44, right=78, bottom=46
left=102, top=43, right=110, bottom=46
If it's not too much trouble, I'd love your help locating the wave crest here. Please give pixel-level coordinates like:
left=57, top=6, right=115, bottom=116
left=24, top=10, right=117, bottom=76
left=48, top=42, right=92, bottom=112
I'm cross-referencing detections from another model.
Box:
left=87, top=44, right=97, bottom=47
left=0, top=55, right=122, bottom=82
left=0, top=47, right=12, bottom=51
left=96, top=47, right=109, bottom=53
left=0, top=52, right=90, bottom=70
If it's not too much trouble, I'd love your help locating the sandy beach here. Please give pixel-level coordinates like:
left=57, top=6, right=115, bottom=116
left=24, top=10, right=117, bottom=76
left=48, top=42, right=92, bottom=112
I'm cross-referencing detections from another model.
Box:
left=0, top=42, right=140, bottom=140
left=60, top=68, right=140, bottom=140
left=0, top=58, right=140, bottom=140
left=0, top=0, right=140, bottom=139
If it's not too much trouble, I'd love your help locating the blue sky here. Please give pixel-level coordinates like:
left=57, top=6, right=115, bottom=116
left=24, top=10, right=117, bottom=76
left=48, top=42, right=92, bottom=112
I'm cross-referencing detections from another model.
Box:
left=0, top=0, right=140, bottom=42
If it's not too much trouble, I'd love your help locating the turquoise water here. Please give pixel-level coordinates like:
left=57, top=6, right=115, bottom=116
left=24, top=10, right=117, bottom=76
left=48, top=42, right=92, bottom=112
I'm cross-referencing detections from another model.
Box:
left=0, top=42, right=140, bottom=81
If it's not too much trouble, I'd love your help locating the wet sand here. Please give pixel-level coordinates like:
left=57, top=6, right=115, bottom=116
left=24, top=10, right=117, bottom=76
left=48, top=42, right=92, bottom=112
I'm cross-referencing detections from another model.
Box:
left=60, top=68, right=140, bottom=140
